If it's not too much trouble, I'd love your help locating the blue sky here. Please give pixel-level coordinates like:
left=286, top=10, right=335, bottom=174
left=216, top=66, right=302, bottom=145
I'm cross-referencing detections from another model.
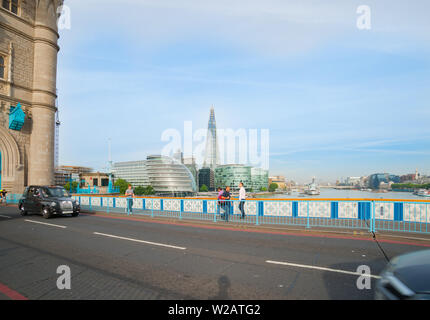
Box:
left=57, top=0, right=430, bottom=183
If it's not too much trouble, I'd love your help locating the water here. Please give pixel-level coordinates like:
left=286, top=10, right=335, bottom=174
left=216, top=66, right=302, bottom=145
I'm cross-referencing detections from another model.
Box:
left=262, top=189, right=426, bottom=200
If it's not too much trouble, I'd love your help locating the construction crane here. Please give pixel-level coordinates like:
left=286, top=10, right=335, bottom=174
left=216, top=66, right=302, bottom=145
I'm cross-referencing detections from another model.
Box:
left=101, top=138, right=114, bottom=193
left=108, top=138, right=113, bottom=193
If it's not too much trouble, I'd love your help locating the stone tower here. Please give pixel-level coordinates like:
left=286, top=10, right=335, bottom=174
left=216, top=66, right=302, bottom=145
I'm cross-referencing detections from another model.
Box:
left=0, top=0, right=63, bottom=193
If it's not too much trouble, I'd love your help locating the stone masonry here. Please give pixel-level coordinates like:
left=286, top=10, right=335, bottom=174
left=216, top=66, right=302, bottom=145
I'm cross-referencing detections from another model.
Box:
left=0, top=0, right=63, bottom=193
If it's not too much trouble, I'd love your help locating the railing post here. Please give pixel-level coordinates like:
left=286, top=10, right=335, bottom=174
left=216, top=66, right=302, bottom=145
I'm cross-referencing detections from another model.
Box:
left=256, top=201, right=260, bottom=226
left=151, top=199, right=154, bottom=218
left=371, top=200, right=375, bottom=233
left=306, top=201, right=310, bottom=229
left=214, top=201, right=217, bottom=222
left=89, top=196, right=92, bottom=211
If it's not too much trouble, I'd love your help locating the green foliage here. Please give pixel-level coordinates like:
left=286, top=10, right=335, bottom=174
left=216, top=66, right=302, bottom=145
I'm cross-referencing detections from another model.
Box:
left=134, top=186, right=145, bottom=195
left=200, top=184, right=209, bottom=192
left=260, top=187, right=267, bottom=192
left=114, top=179, right=130, bottom=194
left=145, top=185, right=155, bottom=195
left=392, top=183, right=430, bottom=190
left=134, top=185, right=155, bottom=196
left=269, top=183, right=278, bottom=192
left=64, top=181, right=78, bottom=191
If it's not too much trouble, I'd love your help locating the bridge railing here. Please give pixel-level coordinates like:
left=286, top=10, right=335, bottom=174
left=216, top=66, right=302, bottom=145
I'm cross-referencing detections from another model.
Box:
left=3, top=194, right=429, bottom=235
left=70, top=195, right=430, bottom=235
left=3, top=194, right=21, bottom=204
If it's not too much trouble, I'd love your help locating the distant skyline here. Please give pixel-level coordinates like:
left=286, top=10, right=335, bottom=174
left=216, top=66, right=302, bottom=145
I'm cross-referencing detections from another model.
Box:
left=57, top=1, right=430, bottom=183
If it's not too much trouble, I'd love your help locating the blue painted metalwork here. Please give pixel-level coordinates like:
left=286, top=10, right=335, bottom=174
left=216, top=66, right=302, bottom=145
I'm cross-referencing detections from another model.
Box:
left=8, top=193, right=429, bottom=235
left=9, top=103, right=26, bottom=131
left=331, top=202, right=338, bottom=219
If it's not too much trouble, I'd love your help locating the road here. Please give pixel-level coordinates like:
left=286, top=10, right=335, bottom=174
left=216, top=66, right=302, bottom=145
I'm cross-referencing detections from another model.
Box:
left=0, top=205, right=428, bottom=300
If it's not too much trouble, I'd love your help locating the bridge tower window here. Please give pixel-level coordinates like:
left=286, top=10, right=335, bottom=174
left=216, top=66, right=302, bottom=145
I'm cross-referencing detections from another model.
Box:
left=2, top=0, right=19, bottom=15
left=0, top=55, right=5, bottom=79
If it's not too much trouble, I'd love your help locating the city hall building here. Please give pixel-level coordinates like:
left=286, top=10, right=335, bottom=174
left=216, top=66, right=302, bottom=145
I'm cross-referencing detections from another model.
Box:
left=0, top=1, right=63, bottom=193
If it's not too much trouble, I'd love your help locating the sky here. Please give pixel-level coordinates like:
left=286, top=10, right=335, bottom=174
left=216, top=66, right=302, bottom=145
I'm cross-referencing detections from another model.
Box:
left=57, top=0, right=430, bottom=184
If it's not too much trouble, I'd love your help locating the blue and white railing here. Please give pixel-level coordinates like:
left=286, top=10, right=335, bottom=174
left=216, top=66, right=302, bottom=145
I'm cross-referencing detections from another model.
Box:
left=71, top=196, right=430, bottom=235
left=3, top=194, right=430, bottom=235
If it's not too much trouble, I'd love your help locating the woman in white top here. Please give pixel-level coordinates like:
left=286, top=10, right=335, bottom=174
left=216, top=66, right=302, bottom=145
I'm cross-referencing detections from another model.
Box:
left=238, top=182, right=246, bottom=219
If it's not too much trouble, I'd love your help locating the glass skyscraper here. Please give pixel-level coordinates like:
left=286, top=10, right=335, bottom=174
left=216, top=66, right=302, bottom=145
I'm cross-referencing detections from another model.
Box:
left=215, top=165, right=252, bottom=190
left=203, top=107, right=219, bottom=169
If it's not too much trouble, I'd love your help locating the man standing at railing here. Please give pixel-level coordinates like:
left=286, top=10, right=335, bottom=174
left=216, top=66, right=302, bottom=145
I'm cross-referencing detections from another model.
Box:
left=221, top=186, right=231, bottom=222
left=238, top=182, right=246, bottom=219
left=125, top=185, right=134, bottom=214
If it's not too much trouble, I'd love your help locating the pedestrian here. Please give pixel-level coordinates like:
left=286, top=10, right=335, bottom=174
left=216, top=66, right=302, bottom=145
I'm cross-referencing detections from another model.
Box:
left=238, top=182, right=246, bottom=219
left=221, top=186, right=231, bottom=222
left=125, top=184, right=134, bottom=214
left=217, top=187, right=223, bottom=217
left=0, top=189, right=7, bottom=205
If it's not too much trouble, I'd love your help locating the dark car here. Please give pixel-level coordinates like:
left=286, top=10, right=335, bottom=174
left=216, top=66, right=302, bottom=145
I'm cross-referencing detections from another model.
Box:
left=375, top=249, right=430, bottom=300
left=19, top=186, right=80, bottom=219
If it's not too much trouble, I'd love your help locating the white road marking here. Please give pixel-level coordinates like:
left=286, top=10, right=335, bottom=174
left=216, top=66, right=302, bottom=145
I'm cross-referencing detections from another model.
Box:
left=24, top=219, right=67, bottom=229
left=0, top=215, right=12, bottom=219
left=266, top=260, right=381, bottom=279
left=93, top=232, right=187, bottom=250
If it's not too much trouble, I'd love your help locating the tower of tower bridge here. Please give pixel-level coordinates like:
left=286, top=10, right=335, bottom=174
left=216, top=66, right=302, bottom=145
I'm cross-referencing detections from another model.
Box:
left=0, top=0, right=64, bottom=192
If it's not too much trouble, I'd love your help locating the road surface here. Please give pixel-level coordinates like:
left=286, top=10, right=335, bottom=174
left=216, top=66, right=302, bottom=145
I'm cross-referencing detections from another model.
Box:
left=0, top=205, right=428, bottom=300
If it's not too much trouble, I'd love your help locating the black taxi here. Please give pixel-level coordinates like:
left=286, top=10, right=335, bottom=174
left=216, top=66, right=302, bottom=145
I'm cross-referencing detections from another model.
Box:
left=19, top=186, right=80, bottom=219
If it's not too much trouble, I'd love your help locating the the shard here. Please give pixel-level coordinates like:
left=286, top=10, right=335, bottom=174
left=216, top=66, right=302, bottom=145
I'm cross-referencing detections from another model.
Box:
left=202, top=106, right=219, bottom=169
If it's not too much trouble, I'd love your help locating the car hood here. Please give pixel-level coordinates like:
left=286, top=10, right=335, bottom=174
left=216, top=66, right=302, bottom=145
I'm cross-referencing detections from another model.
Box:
left=389, top=249, right=430, bottom=294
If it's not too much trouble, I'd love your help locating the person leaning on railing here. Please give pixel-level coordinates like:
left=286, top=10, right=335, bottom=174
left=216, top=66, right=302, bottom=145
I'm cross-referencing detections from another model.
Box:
left=221, top=186, right=231, bottom=222
left=217, top=187, right=223, bottom=216
left=125, top=185, right=134, bottom=214
left=0, top=189, right=7, bottom=205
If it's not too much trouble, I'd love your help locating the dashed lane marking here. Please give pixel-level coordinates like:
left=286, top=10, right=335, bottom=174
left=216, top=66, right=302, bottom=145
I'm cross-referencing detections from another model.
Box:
left=24, top=219, right=67, bottom=229
left=93, top=232, right=187, bottom=250
left=266, top=260, right=381, bottom=279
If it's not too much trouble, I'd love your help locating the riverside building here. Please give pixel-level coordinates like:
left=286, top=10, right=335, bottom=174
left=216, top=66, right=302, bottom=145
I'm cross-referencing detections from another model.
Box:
left=113, top=156, right=197, bottom=196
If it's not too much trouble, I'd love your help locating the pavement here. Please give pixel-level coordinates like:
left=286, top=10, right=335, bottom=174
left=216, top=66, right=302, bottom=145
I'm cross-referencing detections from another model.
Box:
left=0, top=204, right=429, bottom=300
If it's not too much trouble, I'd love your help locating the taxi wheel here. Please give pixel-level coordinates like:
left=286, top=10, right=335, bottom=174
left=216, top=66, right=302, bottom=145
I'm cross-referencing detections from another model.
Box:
left=42, top=207, right=52, bottom=219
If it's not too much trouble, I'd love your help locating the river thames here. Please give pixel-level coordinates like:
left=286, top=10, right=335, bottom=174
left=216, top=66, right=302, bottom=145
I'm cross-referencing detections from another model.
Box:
left=262, top=189, right=427, bottom=200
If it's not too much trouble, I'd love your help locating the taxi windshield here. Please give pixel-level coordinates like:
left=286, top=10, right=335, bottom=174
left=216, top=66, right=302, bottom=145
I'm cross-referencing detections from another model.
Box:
left=44, top=187, right=70, bottom=198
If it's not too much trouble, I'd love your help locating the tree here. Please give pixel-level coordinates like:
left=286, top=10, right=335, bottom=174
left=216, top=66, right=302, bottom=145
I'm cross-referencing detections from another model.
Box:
left=134, top=186, right=146, bottom=196
left=64, top=181, right=78, bottom=192
left=200, top=184, right=209, bottom=192
left=260, top=187, right=267, bottom=192
left=269, top=183, right=278, bottom=192
left=144, top=186, right=155, bottom=195
left=114, top=179, right=130, bottom=194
